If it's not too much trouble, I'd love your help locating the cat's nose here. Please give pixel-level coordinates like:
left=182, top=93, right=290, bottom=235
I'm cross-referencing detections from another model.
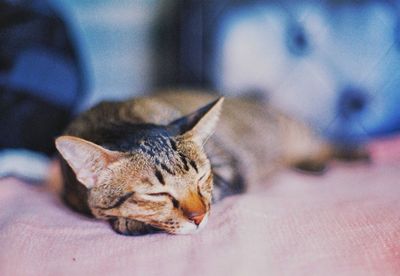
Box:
left=181, top=191, right=207, bottom=225
left=188, top=212, right=206, bottom=226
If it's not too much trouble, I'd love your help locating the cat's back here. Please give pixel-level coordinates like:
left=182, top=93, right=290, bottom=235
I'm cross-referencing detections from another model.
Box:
left=153, top=91, right=330, bottom=185
left=64, top=97, right=181, bottom=140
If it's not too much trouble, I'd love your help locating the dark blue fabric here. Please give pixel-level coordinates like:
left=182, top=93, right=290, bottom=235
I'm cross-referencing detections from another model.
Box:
left=0, top=0, right=85, bottom=155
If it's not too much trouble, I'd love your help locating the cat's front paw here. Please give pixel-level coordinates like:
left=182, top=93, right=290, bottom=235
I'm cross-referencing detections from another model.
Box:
left=110, top=218, right=160, bottom=236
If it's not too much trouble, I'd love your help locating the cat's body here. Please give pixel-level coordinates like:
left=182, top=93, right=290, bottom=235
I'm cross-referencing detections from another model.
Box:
left=57, top=91, right=334, bottom=235
left=155, top=92, right=332, bottom=188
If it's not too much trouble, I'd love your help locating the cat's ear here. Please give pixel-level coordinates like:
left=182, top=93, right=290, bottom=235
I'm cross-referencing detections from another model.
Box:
left=55, top=136, right=122, bottom=189
left=169, top=97, right=224, bottom=146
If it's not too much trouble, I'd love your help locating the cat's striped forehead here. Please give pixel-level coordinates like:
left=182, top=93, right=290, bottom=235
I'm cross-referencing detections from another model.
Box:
left=138, top=134, right=176, bottom=161
left=134, top=133, right=201, bottom=180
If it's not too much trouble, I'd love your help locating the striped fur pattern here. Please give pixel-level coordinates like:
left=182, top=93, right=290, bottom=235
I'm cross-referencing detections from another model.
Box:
left=56, top=90, right=335, bottom=235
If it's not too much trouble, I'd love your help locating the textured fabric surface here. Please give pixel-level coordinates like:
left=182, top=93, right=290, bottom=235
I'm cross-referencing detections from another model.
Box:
left=1, top=138, right=400, bottom=275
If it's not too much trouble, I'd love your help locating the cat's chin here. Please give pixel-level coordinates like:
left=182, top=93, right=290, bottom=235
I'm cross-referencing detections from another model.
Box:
left=169, top=213, right=209, bottom=235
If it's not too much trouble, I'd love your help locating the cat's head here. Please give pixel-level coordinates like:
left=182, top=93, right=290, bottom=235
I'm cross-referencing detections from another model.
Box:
left=55, top=98, right=223, bottom=234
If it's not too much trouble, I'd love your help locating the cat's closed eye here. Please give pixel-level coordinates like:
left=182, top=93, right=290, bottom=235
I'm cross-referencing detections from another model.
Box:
left=147, top=193, right=180, bottom=208
left=198, top=173, right=212, bottom=187
left=198, top=173, right=208, bottom=181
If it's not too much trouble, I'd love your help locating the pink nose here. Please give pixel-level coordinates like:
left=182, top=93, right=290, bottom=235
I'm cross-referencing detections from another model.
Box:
left=189, top=213, right=206, bottom=226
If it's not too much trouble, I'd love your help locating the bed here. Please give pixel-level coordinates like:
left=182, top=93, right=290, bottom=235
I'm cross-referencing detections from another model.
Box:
left=0, top=136, right=400, bottom=275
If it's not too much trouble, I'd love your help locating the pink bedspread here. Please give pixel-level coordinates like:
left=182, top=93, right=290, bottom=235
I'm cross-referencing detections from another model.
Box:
left=1, top=137, right=400, bottom=276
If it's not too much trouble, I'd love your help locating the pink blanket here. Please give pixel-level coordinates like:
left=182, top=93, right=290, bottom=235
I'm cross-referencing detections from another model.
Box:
left=1, top=137, right=400, bottom=275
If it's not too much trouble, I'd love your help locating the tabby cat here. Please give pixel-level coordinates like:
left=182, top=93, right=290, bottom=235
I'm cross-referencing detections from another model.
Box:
left=56, top=91, right=338, bottom=235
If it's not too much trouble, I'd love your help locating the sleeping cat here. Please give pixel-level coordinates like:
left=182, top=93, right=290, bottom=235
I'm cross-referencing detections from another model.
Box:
left=56, top=91, right=346, bottom=235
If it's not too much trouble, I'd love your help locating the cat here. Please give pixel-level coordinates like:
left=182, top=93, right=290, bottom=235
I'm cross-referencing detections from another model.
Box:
left=55, top=90, right=355, bottom=235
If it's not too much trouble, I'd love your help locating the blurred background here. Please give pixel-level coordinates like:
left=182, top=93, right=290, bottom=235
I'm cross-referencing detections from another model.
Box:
left=1, top=0, right=400, bottom=180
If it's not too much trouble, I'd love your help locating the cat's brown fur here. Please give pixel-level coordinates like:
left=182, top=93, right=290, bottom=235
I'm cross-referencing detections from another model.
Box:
left=56, top=90, right=335, bottom=235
